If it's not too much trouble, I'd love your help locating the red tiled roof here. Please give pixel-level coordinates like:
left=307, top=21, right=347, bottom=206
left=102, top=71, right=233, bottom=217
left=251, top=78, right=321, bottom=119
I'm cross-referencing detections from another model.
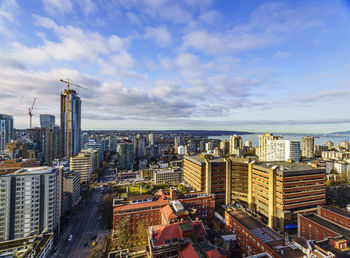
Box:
left=206, top=248, right=225, bottom=258
left=152, top=223, right=181, bottom=246
left=179, top=242, right=199, bottom=258
left=114, top=197, right=169, bottom=212
left=152, top=221, right=206, bottom=246
left=160, top=204, right=178, bottom=223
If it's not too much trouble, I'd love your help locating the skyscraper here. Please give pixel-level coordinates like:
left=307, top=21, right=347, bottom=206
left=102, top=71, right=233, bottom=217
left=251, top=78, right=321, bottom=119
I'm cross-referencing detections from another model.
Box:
left=174, top=136, right=180, bottom=154
left=60, top=89, right=81, bottom=158
left=119, top=141, right=134, bottom=170
left=40, top=114, right=55, bottom=129
left=301, top=136, right=315, bottom=159
left=148, top=133, right=155, bottom=145
left=0, top=114, right=14, bottom=152
left=0, top=167, right=62, bottom=241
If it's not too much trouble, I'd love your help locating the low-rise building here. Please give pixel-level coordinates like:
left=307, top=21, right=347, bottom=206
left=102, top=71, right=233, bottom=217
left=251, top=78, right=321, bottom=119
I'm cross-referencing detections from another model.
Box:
left=225, top=208, right=303, bottom=258
left=153, top=168, right=182, bottom=185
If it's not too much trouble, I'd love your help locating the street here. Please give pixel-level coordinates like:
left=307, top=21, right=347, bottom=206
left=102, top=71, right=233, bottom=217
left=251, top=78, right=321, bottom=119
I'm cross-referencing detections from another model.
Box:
left=54, top=188, right=107, bottom=258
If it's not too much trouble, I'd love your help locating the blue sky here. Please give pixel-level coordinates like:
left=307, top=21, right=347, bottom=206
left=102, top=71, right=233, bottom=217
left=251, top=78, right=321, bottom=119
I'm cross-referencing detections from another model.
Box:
left=1, top=0, right=350, bottom=133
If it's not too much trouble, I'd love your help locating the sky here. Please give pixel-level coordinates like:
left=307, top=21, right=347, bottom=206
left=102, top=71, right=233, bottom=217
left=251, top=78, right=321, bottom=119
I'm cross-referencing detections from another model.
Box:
left=1, top=0, right=350, bottom=133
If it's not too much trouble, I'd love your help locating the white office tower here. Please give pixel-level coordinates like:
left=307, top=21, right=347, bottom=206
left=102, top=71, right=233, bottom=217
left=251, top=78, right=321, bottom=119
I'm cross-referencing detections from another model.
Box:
left=178, top=145, right=185, bottom=155
left=0, top=167, right=62, bottom=241
left=174, top=136, right=180, bottom=154
left=266, top=140, right=300, bottom=162
left=205, top=142, right=214, bottom=152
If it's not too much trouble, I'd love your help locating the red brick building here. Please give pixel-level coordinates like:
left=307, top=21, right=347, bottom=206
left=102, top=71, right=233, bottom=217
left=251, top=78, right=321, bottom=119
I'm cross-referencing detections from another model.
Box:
left=112, top=187, right=215, bottom=248
left=225, top=208, right=303, bottom=258
left=149, top=219, right=226, bottom=258
left=297, top=205, right=350, bottom=249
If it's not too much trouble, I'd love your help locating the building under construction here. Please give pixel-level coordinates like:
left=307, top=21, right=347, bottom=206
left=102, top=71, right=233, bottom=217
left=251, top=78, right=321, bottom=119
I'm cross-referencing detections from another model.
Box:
left=60, top=89, right=82, bottom=158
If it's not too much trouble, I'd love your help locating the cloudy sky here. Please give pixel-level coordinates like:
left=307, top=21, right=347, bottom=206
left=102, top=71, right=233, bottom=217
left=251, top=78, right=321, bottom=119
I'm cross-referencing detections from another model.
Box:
left=1, top=0, right=350, bottom=132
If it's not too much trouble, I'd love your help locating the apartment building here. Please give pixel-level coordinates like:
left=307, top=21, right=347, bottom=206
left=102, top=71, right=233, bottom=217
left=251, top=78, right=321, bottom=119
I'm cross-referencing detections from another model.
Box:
left=0, top=167, right=62, bottom=241
left=63, top=171, right=81, bottom=208
left=70, top=149, right=97, bottom=183
left=266, top=140, right=300, bottom=162
left=301, top=136, right=315, bottom=159
left=257, top=134, right=280, bottom=161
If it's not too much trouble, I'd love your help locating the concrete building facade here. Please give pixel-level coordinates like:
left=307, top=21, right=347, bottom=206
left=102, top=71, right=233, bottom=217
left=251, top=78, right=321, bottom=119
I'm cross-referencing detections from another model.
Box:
left=0, top=167, right=62, bottom=241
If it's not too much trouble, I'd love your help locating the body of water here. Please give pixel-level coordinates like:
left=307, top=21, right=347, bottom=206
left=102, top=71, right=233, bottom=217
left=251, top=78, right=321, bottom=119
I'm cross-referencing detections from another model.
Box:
left=210, top=133, right=350, bottom=147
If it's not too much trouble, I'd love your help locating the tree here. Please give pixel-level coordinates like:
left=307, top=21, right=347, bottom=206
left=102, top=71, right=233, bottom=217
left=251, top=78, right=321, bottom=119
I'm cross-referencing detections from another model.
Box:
left=178, top=184, right=188, bottom=194
left=137, top=222, right=149, bottom=246
left=117, top=215, right=132, bottom=249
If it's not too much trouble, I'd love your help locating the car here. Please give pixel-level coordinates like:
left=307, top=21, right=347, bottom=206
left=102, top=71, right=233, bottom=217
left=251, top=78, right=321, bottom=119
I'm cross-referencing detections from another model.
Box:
left=68, top=234, right=73, bottom=241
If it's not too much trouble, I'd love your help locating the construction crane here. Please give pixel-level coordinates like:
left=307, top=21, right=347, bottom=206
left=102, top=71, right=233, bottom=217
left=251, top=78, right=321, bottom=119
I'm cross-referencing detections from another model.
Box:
left=59, top=79, right=87, bottom=159
left=28, top=97, right=36, bottom=129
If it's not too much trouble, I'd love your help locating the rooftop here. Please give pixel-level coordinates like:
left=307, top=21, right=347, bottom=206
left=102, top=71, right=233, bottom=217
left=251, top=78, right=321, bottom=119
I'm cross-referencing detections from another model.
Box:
left=184, top=155, right=226, bottom=165
left=227, top=208, right=303, bottom=256
left=322, top=205, right=350, bottom=219
left=2, top=166, right=55, bottom=176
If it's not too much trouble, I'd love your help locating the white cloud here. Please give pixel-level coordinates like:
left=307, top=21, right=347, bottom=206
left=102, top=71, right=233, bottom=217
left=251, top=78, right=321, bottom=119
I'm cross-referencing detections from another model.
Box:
left=78, top=0, right=96, bottom=16
left=182, top=2, right=323, bottom=55
left=41, top=0, right=73, bottom=16
left=0, top=0, right=18, bottom=36
left=144, top=26, right=172, bottom=47
left=9, top=16, right=128, bottom=66
left=274, top=51, right=291, bottom=58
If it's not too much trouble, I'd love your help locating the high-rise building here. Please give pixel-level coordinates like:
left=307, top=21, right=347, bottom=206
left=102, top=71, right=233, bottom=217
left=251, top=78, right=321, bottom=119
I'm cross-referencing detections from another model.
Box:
left=119, top=141, right=134, bottom=170
left=70, top=149, right=97, bottom=184
left=247, top=162, right=326, bottom=231
left=301, top=136, right=315, bottom=159
left=29, top=127, right=60, bottom=166
left=84, top=142, right=103, bottom=167
left=0, top=167, right=62, bottom=241
left=81, top=132, right=89, bottom=149
left=134, top=135, right=145, bottom=159
left=4, top=140, right=27, bottom=159
left=0, top=114, right=14, bottom=152
left=60, top=89, right=81, bottom=158
left=205, top=142, right=214, bottom=152
left=257, top=133, right=280, bottom=161
left=244, top=140, right=252, bottom=147
left=266, top=140, right=300, bottom=162
left=183, top=154, right=226, bottom=205
left=148, top=133, right=155, bottom=145
left=177, top=145, right=185, bottom=155
left=174, top=136, right=180, bottom=154
left=40, top=114, right=55, bottom=129
left=229, top=134, right=242, bottom=156
left=326, top=141, right=334, bottom=148
left=220, top=140, right=229, bottom=155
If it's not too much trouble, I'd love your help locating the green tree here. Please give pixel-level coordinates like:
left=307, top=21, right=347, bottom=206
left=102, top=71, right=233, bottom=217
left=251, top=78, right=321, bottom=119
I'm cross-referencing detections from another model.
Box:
left=117, top=216, right=132, bottom=249
left=178, top=184, right=188, bottom=193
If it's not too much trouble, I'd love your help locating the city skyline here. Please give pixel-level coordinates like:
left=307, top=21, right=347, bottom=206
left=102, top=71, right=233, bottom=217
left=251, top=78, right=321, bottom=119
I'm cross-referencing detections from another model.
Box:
left=1, top=0, right=350, bottom=132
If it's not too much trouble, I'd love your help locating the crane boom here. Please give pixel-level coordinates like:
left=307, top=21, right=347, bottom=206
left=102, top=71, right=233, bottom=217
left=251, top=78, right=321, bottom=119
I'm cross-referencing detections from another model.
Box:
left=31, top=97, right=36, bottom=111
left=59, top=79, right=87, bottom=89
left=28, top=97, right=36, bottom=129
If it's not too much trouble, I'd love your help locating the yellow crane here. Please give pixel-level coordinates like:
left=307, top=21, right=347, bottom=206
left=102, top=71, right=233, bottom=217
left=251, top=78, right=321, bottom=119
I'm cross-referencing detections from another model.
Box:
left=59, top=79, right=87, bottom=159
